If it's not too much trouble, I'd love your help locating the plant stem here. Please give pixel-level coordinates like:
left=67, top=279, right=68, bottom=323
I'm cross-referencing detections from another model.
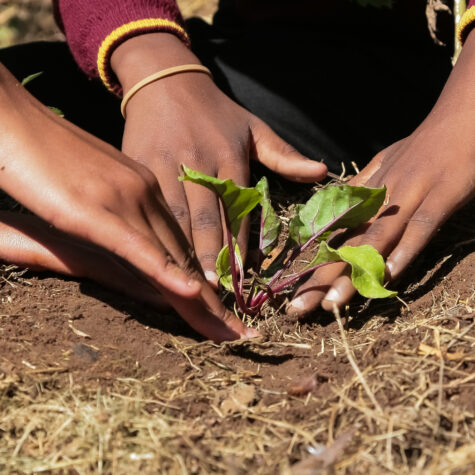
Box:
left=251, top=202, right=360, bottom=307
left=246, top=277, right=257, bottom=307
left=249, top=262, right=335, bottom=309
left=222, top=205, right=249, bottom=315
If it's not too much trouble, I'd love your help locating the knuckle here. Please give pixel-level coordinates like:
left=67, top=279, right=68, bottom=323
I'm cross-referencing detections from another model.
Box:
left=361, top=220, right=389, bottom=246
left=217, top=145, right=243, bottom=166
left=119, top=169, right=150, bottom=199
left=168, top=203, right=190, bottom=223
left=409, top=210, right=437, bottom=229
left=191, top=207, right=220, bottom=231
left=197, top=252, right=219, bottom=266
left=181, top=145, right=205, bottom=168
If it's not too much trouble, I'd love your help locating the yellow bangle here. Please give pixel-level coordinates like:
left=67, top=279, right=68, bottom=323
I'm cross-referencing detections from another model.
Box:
left=120, top=64, right=212, bottom=119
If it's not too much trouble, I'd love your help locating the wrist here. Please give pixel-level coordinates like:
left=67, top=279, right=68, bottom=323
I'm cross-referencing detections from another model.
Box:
left=111, top=33, right=201, bottom=94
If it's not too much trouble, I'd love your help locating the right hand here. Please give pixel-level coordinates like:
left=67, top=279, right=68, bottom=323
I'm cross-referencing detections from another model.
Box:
left=112, top=33, right=328, bottom=287
left=0, top=64, right=257, bottom=342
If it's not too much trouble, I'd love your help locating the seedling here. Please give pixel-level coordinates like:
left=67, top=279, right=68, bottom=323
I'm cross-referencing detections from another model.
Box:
left=180, top=166, right=396, bottom=316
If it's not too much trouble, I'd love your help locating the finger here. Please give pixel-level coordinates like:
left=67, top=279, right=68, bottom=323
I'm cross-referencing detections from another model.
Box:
left=350, top=141, right=404, bottom=186
left=80, top=208, right=201, bottom=298
left=182, top=178, right=223, bottom=286
left=0, top=212, right=170, bottom=310
left=321, top=274, right=355, bottom=312
left=289, top=181, right=423, bottom=315
left=128, top=149, right=194, bottom=244
left=250, top=118, right=327, bottom=182
left=161, top=282, right=260, bottom=343
left=155, top=165, right=194, bottom=244
left=386, top=188, right=462, bottom=280
left=287, top=261, right=348, bottom=316
left=0, top=212, right=74, bottom=273
left=315, top=209, right=409, bottom=310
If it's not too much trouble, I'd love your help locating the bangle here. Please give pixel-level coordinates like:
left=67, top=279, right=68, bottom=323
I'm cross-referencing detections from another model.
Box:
left=120, top=64, right=212, bottom=118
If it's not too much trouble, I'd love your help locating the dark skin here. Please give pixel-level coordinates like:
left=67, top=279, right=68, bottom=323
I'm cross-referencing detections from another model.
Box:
left=111, top=33, right=328, bottom=286
left=0, top=63, right=258, bottom=342
left=0, top=34, right=325, bottom=343
left=289, top=28, right=475, bottom=315
left=1, top=27, right=474, bottom=337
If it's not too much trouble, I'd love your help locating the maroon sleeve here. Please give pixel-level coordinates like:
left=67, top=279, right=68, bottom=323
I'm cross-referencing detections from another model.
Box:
left=458, top=1, right=475, bottom=44
left=54, top=0, right=189, bottom=94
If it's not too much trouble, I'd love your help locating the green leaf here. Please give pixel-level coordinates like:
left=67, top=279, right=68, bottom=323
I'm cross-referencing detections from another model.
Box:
left=21, top=71, right=43, bottom=87
left=48, top=106, right=64, bottom=118
left=216, top=243, right=242, bottom=292
left=307, top=241, right=396, bottom=299
left=180, top=165, right=262, bottom=237
left=289, top=185, right=386, bottom=246
left=256, top=177, right=281, bottom=256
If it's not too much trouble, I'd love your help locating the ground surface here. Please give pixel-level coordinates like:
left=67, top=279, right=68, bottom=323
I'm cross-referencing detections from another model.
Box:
left=1, top=1, right=475, bottom=474
left=1, top=188, right=474, bottom=473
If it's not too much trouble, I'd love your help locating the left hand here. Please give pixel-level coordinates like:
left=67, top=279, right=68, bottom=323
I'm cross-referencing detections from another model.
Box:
left=0, top=212, right=169, bottom=310
left=112, top=33, right=327, bottom=287
left=288, top=29, right=475, bottom=315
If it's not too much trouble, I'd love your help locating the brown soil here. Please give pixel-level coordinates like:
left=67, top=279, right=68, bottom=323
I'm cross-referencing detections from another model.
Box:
left=1, top=186, right=474, bottom=472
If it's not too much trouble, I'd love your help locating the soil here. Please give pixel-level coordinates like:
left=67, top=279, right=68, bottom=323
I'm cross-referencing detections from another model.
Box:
left=0, top=188, right=474, bottom=472
left=0, top=202, right=473, bottom=383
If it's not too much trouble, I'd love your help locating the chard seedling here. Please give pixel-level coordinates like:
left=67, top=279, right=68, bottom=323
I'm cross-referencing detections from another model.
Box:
left=180, top=166, right=396, bottom=315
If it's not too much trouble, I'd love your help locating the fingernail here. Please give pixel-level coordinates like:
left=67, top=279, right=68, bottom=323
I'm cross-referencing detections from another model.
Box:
left=386, top=260, right=394, bottom=279
left=244, top=327, right=261, bottom=338
left=323, top=288, right=340, bottom=304
left=288, top=295, right=306, bottom=313
left=205, top=270, right=219, bottom=285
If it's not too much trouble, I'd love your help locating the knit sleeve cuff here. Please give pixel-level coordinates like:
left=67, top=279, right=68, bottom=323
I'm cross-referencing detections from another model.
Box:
left=457, top=5, right=475, bottom=45
left=56, top=0, right=189, bottom=95
left=98, top=19, right=189, bottom=94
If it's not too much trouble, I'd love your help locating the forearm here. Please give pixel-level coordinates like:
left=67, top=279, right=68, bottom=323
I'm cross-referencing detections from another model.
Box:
left=0, top=64, right=44, bottom=192
left=420, top=29, right=475, bottom=146
left=435, top=29, right=475, bottom=110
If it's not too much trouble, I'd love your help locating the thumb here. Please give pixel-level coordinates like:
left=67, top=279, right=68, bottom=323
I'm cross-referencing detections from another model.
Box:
left=250, top=118, right=327, bottom=182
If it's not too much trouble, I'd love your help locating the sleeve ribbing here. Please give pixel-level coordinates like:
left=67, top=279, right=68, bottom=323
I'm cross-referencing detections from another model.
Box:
left=54, top=0, right=189, bottom=94
left=457, top=1, right=475, bottom=45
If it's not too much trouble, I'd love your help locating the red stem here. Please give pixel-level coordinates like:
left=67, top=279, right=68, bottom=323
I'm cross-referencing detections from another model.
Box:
left=223, top=207, right=249, bottom=315
left=250, top=261, right=336, bottom=310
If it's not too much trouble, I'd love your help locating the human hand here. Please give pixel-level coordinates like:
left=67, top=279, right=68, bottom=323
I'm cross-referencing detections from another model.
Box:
left=0, top=211, right=169, bottom=310
left=0, top=63, right=257, bottom=342
left=288, top=30, right=475, bottom=315
left=112, top=34, right=327, bottom=286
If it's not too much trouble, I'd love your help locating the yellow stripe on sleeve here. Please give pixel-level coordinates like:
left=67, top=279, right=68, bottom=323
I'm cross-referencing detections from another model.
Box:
left=97, top=18, right=189, bottom=91
left=457, top=6, right=475, bottom=44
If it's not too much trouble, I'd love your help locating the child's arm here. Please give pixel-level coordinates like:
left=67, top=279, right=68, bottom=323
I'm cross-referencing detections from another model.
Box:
left=289, top=24, right=475, bottom=315
left=54, top=0, right=328, bottom=286
left=0, top=63, right=256, bottom=342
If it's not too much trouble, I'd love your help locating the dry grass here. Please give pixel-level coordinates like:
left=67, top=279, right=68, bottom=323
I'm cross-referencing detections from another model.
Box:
left=1, top=1, right=475, bottom=473
left=0, top=0, right=63, bottom=47
left=1, top=287, right=474, bottom=473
